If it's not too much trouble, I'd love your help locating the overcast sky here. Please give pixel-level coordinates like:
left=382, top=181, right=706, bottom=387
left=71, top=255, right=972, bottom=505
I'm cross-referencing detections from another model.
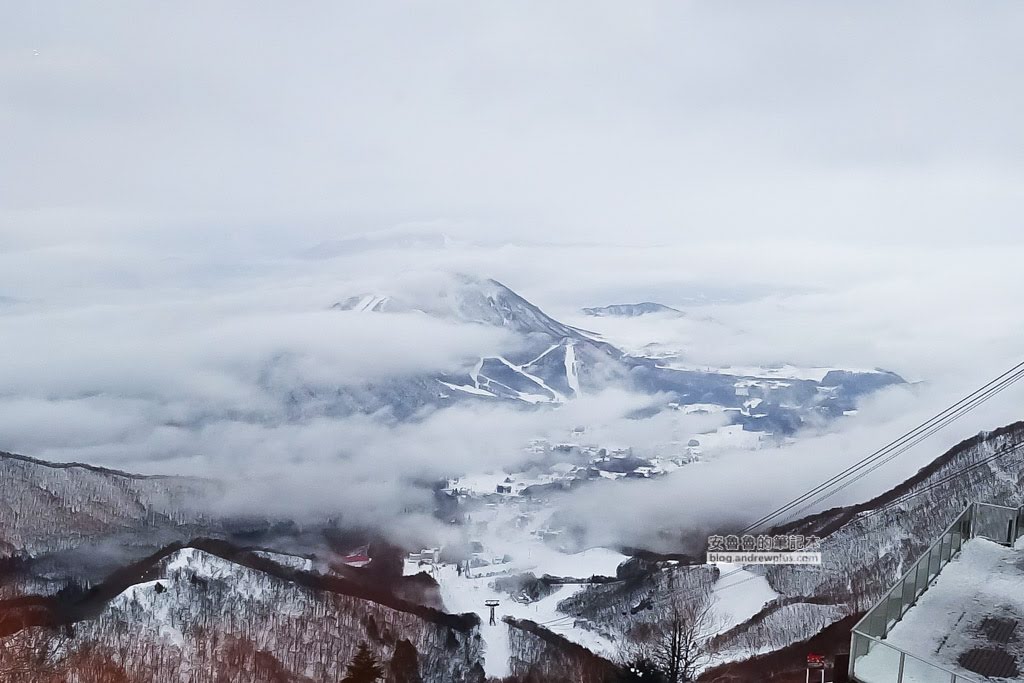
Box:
left=2, top=3, right=1023, bottom=547
left=3, top=1, right=1024, bottom=252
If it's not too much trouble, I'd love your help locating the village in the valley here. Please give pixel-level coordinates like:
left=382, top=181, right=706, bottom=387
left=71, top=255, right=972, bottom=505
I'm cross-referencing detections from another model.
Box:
left=395, top=421, right=773, bottom=678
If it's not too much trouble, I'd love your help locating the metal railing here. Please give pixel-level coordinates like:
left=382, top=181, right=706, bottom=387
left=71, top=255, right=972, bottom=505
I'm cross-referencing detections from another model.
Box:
left=849, top=502, right=1023, bottom=683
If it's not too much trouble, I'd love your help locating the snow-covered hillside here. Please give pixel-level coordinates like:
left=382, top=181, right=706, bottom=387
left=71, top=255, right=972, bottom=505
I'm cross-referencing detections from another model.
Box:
left=0, top=451, right=214, bottom=560
left=15, top=546, right=485, bottom=683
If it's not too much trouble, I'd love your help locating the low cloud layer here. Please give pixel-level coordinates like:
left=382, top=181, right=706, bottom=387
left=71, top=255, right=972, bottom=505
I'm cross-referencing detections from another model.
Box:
left=1, top=236, right=1022, bottom=552
left=557, top=380, right=1024, bottom=552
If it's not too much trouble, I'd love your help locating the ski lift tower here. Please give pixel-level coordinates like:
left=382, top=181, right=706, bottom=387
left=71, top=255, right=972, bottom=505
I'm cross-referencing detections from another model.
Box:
left=484, top=599, right=500, bottom=626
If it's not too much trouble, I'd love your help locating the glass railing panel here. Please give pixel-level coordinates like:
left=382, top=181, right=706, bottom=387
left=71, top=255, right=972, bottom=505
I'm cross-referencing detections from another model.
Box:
left=870, top=600, right=889, bottom=637
left=951, top=530, right=963, bottom=555
left=851, top=636, right=903, bottom=683
left=959, top=515, right=971, bottom=542
left=915, top=554, right=931, bottom=597
left=858, top=606, right=880, bottom=637
left=940, top=532, right=952, bottom=562
left=928, top=546, right=942, bottom=581
left=974, top=504, right=995, bottom=540
left=974, top=504, right=1016, bottom=544
left=900, top=571, right=916, bottom=609
left=885, top=581, right=905, bottom=630
left=892, top=581, right=909, bottom=622
left=852, top=631, right=871, bottom=659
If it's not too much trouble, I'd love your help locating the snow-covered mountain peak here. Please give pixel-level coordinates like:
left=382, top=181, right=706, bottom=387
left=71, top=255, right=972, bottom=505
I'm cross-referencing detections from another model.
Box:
left=332, top=273, right=587, bottom=340
left=330, top=274, right=623, bottom=405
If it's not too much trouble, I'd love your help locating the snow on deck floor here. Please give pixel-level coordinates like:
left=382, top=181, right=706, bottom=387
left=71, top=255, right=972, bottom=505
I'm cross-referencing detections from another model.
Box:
left=856, top=537, right=1024, bottom=683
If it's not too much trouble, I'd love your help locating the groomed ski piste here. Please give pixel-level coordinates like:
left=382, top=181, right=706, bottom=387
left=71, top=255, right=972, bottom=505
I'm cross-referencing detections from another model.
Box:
left=441, top=345, right=581, bottom=404
left=429, top=548, right=626, bottom=678
left=416, top=555, right=781, bottom=677
left=404, top=478, right=781, bottom=679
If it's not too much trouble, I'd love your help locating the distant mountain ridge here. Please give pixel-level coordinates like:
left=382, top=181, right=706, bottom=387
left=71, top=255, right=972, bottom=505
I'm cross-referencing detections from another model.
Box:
left=327, top=274, right=904, bottom=431
left=0, top=449, right=214, bottom=561
left=581, top=302, right=682, bottom=317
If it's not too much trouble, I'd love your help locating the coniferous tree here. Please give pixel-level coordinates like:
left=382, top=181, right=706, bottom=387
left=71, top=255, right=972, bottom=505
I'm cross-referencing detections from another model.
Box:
left=467, top=662, right=487, bottom=683
left=342, top=643, right=384, bottom=683
left=366, top=616, right=380, bottom=643
left=388, top=639, right=422, bottom=683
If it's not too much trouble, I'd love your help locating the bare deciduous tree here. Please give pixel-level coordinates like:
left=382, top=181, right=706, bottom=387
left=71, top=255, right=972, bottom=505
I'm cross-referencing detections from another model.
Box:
left=625, top=595, right=722, bottom=683
left=0, top=627, right=68, bottom=680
